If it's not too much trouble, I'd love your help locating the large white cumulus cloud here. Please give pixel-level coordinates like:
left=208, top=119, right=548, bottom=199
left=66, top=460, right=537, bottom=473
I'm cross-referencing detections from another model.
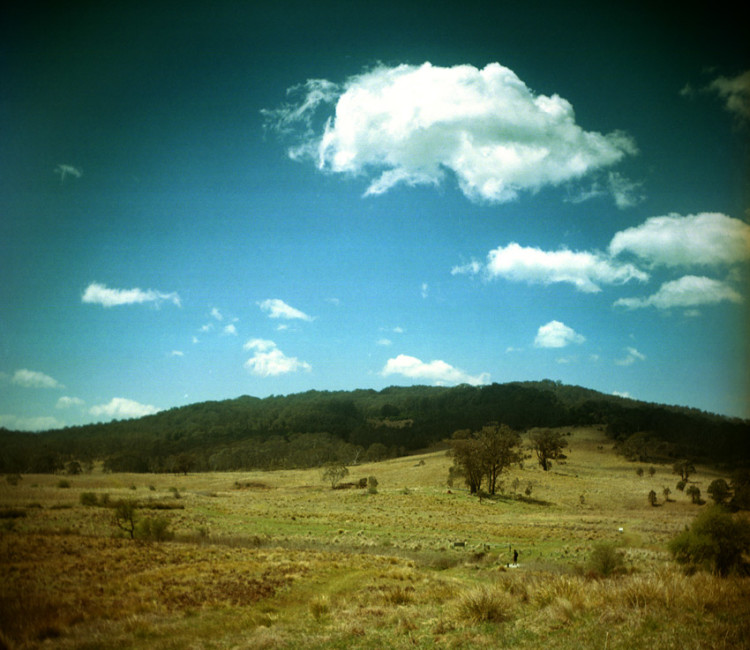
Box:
left=609, top=213, right=750, bottom=267
left=265, top=62, right=636, bottom=203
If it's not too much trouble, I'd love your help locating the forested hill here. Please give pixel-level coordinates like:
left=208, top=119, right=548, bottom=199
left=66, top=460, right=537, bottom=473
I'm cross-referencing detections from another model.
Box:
left=1, top=381, right=748, bottom=473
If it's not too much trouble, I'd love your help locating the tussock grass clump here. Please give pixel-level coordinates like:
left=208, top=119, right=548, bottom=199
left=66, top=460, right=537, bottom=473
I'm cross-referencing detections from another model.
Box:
left=456, top=585, right=515, bottom=623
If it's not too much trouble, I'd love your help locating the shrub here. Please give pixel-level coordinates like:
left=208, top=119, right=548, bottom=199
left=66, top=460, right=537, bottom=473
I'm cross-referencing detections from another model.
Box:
left=135, top=516, right=173, bottom=541
left=648, top=490, right=658, bottom=506
left=0, top=508, right=26, bottom=519
left=669, top=506, right=750, bottom=576
left=79, top=492, right=99, bottom=506
left=56, top=480, right=71, bottom=489
left=456, top=585, right=515, bottom=623
left=367, top=475, right=378, bottom=495
left=587, top=542, right=626, bottom=577
left=676, top=479, right=687, bottom=492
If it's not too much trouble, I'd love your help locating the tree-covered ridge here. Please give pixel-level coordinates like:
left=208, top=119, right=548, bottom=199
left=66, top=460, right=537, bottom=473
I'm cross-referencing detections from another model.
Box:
left=1, top=380, right=748, bottom=473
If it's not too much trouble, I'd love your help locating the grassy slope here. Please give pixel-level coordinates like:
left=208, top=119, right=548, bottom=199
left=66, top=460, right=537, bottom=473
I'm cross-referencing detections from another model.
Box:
left=1, top=426, right=749, bottom=649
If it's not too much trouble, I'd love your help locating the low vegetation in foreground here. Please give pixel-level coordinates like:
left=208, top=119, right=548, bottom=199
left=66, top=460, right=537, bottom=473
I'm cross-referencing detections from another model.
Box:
left=1, top=427, right=749, bottom=649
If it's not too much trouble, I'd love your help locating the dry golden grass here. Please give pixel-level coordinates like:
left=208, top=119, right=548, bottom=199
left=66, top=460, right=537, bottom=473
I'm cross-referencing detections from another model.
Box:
left=1, top=427, right=748, bottom=649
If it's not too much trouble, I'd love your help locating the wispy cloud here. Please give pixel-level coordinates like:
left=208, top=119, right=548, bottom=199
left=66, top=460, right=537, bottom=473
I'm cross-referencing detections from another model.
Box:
left=12, top=369, right=63, bottom=389
left=615, top=347, right=646, bottom=366
left=265, top=62, right=636, bottom=204
left=534, top=321, right=585, bottom=348
left=258, top=298, right=312, bottom=321
left=54, top=164, right=82, bottom=183
left=82, top=282, right=181, bottom=308
left=708, top=70, right=750, bottom=123
left=89, top=397, right=160, bottom=419
left=614, top=275, right=743, bottom=310
left=381, top=354, right=489, bottom=386
left=243, top=339, right=312, bottom=376
left=609, top=212, right=750, bottom=268
left=0, top=414, right=63, bottom=432
left=453, top=242, right=648, bottom=293
left=56, top=396, right=84, bottom=408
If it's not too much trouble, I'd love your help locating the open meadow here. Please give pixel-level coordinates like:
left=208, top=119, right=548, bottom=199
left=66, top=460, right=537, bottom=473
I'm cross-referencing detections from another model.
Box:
left=1, top=426, right=749, bottom=649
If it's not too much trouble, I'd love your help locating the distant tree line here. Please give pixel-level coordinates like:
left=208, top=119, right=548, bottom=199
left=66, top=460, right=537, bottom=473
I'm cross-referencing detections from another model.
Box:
left=1, top=380, right=748, bottom=474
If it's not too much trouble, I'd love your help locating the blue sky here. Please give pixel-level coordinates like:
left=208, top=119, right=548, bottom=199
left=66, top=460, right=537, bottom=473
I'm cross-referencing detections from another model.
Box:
left=1, top=1, right=748, bottom=430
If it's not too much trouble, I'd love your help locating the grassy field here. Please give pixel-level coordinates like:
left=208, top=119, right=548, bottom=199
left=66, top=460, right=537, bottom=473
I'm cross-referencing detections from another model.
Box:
left=1, top=426, right=749, bottom=649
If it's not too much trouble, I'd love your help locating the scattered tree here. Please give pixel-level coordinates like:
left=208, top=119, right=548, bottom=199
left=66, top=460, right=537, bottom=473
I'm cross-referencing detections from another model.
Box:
left=648, top=490, right=658, bottom=506
left=112, top=499, right=138, bottom=539
left=686, top=485, right=703, bottom=505
left=707, top=478, right=731, bottom=506
left=528, top=428, right=568, bottom=472
left=636, top=467, right=644, bottom=477
left=730, top=470, right=750, bottom=511
left=367, top=475, right=378, bottom=494
left=648, top=466, right=656, bottom=477
left=673, top=460, right=696, bottom=483
left=65, top=460, right=82, bottom=475
left=321, top=462, right=349, bottom=489
left=450, top=424, right=521, bottom=495
left=676, top=479, right=687, bottom=492
left=663, top=487, right=672, bottom=502
left=669, top=506, right=750, bottom=576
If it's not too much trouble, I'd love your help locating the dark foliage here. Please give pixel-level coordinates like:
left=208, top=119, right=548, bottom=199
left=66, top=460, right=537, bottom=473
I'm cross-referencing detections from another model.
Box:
left=0, top=380, right=747, bottom=473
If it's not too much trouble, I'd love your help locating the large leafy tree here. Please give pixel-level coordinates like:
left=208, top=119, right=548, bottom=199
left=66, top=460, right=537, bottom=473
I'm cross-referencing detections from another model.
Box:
left=451, top=424, right=521, bottom=495
left=528, top=428, right=568, bottom=471
left=669, top=506, right=750, bottom=576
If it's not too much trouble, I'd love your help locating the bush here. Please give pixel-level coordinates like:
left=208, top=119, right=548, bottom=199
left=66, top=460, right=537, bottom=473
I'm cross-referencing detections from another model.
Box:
left=587, top=542, right=626, bottom=577
left=367, top=476, right=378, bottom=495
left=669, top=506, right=750, bottom=576
left=56, top=480, right=71, bottom=489
left=456, top=585, right=515, bottom=623
left=135, top=516, right=173, bottom=541
left=79, top=492, right=99, bottom=506
left=648, top=490, right=658, bottom=506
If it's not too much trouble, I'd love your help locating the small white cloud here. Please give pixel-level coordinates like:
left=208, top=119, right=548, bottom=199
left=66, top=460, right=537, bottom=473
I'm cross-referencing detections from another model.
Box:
left=243, top=339, right=312, bottom=376
left=612, top=390, right=632, bottom=398
left=265, top=62, right=636, bottom=204
left=381, top=354, right=489, bottom=386
left=170, top=350, right=184, bottom=357
left=534, top=321, right=586, bottom=348
left=615, top=347, right=646, bottom=366
left=421, top=283, right=429, bottom=299
left=54, top=164, right=82, bottom=183
left=56, top=396, right=85, bottom=409
left=377, top=338, right=393, bottom=346
left=89, top=397, right=160, bottom=420
left=210, top=307, right=224, bottom=321
left=82, top=282, right=181, bottom=308
left=614, top=275, right=743, bottom=310
left=258, top=298, right=312, bottom=321
left=223, top=324, right=237, bottom=336
left=609, top=213, right=750, bottom=268
left=456, top=242, right=648, bottom=293
left=12, top=369, right=63, bottom=389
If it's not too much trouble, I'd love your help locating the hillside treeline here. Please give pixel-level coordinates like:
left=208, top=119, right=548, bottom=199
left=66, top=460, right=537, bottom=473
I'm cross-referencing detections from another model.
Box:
left=1, top=381, right=748, bottom=474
